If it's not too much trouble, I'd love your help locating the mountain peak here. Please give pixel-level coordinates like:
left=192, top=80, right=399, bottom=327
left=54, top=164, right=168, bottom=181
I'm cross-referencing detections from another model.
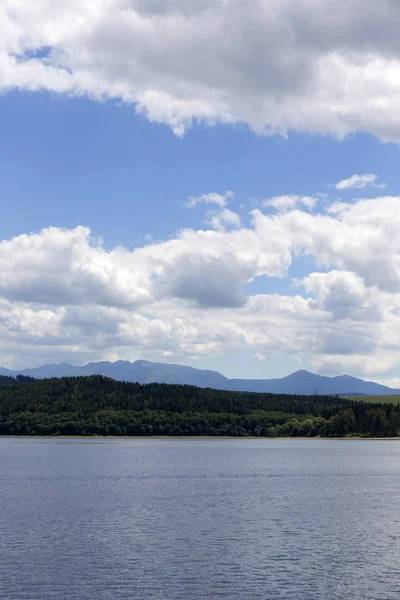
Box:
left=284, top=369, right=315, bottom=379
left=291, top=369, right=312, bottom=375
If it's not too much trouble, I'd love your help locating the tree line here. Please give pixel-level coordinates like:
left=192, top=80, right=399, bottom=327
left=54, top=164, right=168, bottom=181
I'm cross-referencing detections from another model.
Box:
left=0, top=374, right=35, bottom=388
left=0, top=375, right=398, bottom=437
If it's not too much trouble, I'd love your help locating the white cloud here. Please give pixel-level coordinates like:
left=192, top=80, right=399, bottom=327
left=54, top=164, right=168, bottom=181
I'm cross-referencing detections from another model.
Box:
left=284, top=195, right=400, bottom=293
left=264, top=195, right=318, bottom=212
left=335, top=173, right=385, bottom=190
left=2, top=193, right=400, bottom=378
left=206, top=208, right=241, bottom=230
left=0, top=216, right=293, bottom=310
left=1, top=197, right=399, bottom=311
left=300, top=270, right=382, bottom=321
left=3, top=1, right=400, bottom=140
left=311, top=354, right=399, bottom=378
left=0, top=226, right=152, bottom=308
left=186, top=191, right=233, bottom=209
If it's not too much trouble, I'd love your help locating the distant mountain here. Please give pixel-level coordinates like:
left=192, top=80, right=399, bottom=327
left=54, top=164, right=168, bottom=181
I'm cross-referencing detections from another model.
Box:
left=228, top=370, right=399, bottom=396
left=0, top=360, right=230, bottom=389
left=1, top=360, right=399, bottom=396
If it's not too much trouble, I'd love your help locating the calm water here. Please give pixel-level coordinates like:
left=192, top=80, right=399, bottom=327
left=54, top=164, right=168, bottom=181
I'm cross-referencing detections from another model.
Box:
left=1, top=438, right=400, bottom=600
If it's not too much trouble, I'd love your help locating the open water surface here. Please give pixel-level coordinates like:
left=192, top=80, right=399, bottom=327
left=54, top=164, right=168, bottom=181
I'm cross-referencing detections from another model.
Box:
left=1, top=438, right=400, bottom=599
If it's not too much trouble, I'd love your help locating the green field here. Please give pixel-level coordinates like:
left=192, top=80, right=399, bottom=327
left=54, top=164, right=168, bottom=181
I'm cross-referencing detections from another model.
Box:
left=344, top=395, right=400, bottom=405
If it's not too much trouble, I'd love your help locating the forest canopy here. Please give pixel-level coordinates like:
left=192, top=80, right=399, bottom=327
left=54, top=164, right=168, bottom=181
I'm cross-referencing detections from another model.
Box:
left=0, top=375, right=398, bottom=438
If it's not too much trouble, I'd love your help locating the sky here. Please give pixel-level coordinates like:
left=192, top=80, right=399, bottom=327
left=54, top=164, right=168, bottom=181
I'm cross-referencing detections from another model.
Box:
left=1, top=0, right=400, bottom=385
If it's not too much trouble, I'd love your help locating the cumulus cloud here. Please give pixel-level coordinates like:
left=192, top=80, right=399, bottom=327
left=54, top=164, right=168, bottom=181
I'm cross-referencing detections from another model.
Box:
left=206, top=208, right=241, bottom=230
left=264, top=195, right=318, bottom=212
left=1, top=198, right=399, bottom=310
left=0, top=216, right=293, bottom=310
left=2, top=193, right=400, bottom=378
left=300, top=270, right=382, bottom=321
left=3, top=0, right=400, bottom=140
left=286, top=196, right=400, bottom=293
left=186, top=191, right=233, bottom=209
left=0, top=226, right=152, bottom=308
left=335, top=173, right=385, bottom=190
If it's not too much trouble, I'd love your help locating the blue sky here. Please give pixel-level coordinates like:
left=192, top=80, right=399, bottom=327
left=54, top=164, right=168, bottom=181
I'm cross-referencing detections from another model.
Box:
left=2, top=91, right=397, bottom=250
left=1, top=0, right=400, bottom=384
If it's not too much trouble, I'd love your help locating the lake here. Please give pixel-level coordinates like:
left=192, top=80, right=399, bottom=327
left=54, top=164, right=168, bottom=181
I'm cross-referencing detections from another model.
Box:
left=1, top=438, right=400, bottom=599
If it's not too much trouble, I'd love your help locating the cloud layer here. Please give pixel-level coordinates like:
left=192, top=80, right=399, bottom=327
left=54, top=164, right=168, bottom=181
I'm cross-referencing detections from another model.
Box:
left=3, top=0, right=400, bottom=139
left=1, top=194, right=400, bottom=380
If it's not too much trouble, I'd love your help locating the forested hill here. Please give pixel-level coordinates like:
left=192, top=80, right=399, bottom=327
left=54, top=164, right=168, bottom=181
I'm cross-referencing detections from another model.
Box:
left=0, top=375, right=399, bottom=437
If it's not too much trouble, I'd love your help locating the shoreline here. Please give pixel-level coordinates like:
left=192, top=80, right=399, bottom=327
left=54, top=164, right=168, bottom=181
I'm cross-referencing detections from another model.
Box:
left=1, top=435, right=399, bottom=441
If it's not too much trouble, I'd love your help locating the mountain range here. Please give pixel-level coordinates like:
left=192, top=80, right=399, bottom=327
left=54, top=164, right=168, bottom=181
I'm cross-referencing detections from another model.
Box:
left=0, top=360, right=398, bottom=396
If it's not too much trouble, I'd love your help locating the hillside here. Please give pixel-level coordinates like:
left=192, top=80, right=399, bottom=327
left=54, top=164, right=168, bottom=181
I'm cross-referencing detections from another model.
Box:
left=1, top=361, right=398, bottom=396
left=0, top=375, right=398, bottom=438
